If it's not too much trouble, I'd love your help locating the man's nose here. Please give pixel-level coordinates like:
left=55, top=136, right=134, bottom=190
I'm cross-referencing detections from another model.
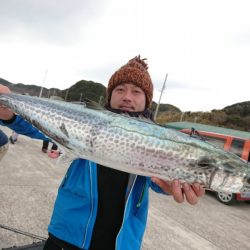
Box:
left=122, top=90, right=133, bottom=101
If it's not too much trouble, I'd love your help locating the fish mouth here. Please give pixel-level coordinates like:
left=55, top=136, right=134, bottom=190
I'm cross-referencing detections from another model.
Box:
left=239, top=173, right=250, bottom=193
left=243, top=176, right=250, bottom=190
left=240, top=184, right=250, bottom=194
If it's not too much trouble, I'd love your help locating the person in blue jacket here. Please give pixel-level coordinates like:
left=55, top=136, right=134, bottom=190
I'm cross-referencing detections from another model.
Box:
left=0, top=56, right=205, bottom=250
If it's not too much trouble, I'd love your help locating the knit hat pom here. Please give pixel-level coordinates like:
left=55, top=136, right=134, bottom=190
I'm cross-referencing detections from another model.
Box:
left=127, top=56, right=148, bottom=71
left=107, top=55, right=153, bottom=109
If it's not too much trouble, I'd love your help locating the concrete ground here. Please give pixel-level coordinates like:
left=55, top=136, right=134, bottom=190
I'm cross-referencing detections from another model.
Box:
left=0, top=127, right=249, bottom=250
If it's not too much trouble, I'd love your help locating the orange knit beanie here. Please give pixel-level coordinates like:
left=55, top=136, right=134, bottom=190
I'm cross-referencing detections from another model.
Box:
left=107, top=55, right=153, bottom=109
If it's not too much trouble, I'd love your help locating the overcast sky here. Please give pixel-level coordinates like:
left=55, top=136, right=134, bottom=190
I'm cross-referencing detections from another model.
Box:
left=0, top=0, right=249, bottom=111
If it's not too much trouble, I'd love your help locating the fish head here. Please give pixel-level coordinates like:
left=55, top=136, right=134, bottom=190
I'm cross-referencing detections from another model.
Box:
left=208, top=158, right=250, bottom=193
left=241, top=174, right=250, bottom=193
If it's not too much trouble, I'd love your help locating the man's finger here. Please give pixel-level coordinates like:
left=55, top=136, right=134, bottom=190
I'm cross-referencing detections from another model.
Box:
left=192, top=183, right=205, bottom=197
left=182, top=183, right=198, bottom=205
left=151, top=177, right=172, bottom=194
left=172, top=180, right=184, bottom=203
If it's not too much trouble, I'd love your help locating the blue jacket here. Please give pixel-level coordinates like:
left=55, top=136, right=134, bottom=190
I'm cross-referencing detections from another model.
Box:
left=1, top=115, right=165, bottom=250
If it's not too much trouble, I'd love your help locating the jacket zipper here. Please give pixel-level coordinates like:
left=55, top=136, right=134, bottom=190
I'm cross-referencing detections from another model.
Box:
left=115, top=175, right=138, bottom=250
left=82, top=162, right=94, bottom=248
left=136, top=180, right=146, bottom=208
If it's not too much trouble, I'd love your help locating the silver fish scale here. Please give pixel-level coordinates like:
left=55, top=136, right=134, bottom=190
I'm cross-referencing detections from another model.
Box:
left=0, top=93, right=249, bottom=193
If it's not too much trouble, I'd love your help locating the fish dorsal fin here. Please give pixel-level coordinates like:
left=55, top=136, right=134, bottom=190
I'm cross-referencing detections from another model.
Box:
left=82, top=98, right=106, bottom=110
left=118, top=112, right=155, bottom=124
left=103, top=106, right=156, bottom=124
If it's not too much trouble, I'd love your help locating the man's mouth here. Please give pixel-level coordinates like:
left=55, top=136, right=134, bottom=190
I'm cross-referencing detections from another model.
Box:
left=119, top=106, right=134, bottom=111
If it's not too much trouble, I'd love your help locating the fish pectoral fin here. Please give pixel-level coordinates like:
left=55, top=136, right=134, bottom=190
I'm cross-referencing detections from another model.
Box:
left=197, top=156, right=216, bottom=169
left=56, top=146, right=79, bottom=166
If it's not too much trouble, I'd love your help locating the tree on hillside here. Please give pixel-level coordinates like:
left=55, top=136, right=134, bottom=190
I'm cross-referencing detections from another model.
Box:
left=62, top=80, right=106, bottom=103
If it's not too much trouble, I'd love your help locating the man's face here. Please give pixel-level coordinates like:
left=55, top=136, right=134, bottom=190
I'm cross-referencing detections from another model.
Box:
left=110, top=83, right=146, bottom=112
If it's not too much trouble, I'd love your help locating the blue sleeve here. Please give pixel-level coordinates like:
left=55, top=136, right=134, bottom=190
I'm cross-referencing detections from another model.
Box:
left=0, top=115, right=50, bottom=142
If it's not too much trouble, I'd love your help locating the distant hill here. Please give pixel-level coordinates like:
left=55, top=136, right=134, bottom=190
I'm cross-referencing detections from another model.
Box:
left=61, top=80, right=106, bottom=103
left=157, top=101, right=250, bottom=132
left=0, top=78, right=60, bottom=97
left=0, top=77, right=249, bottom=131
left=222, top=101, right=250, bottom=117
left=151, top=102, right=181, bottom=113
left=0, top=78, right=12, bottom=86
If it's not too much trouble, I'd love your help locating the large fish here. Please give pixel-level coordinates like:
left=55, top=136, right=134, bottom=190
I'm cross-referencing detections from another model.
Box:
left=0, top=93, right=249, bottom=193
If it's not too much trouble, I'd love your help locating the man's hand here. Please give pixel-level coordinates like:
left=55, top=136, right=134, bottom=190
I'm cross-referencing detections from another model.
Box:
left=151, top=177, right=205, bottom=205
left=0, top=84, right=14, bottom=120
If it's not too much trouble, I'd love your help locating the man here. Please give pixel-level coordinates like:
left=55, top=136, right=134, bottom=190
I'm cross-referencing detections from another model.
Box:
left=0, top=56, right=204, bottom=250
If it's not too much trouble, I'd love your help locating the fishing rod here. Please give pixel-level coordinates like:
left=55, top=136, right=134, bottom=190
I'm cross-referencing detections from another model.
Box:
left=0, top=223, right=46, bottom=241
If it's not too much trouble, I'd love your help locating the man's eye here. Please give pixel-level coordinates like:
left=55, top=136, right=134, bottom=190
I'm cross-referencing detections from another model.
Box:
left=134, top=90, right=142, bottom=94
